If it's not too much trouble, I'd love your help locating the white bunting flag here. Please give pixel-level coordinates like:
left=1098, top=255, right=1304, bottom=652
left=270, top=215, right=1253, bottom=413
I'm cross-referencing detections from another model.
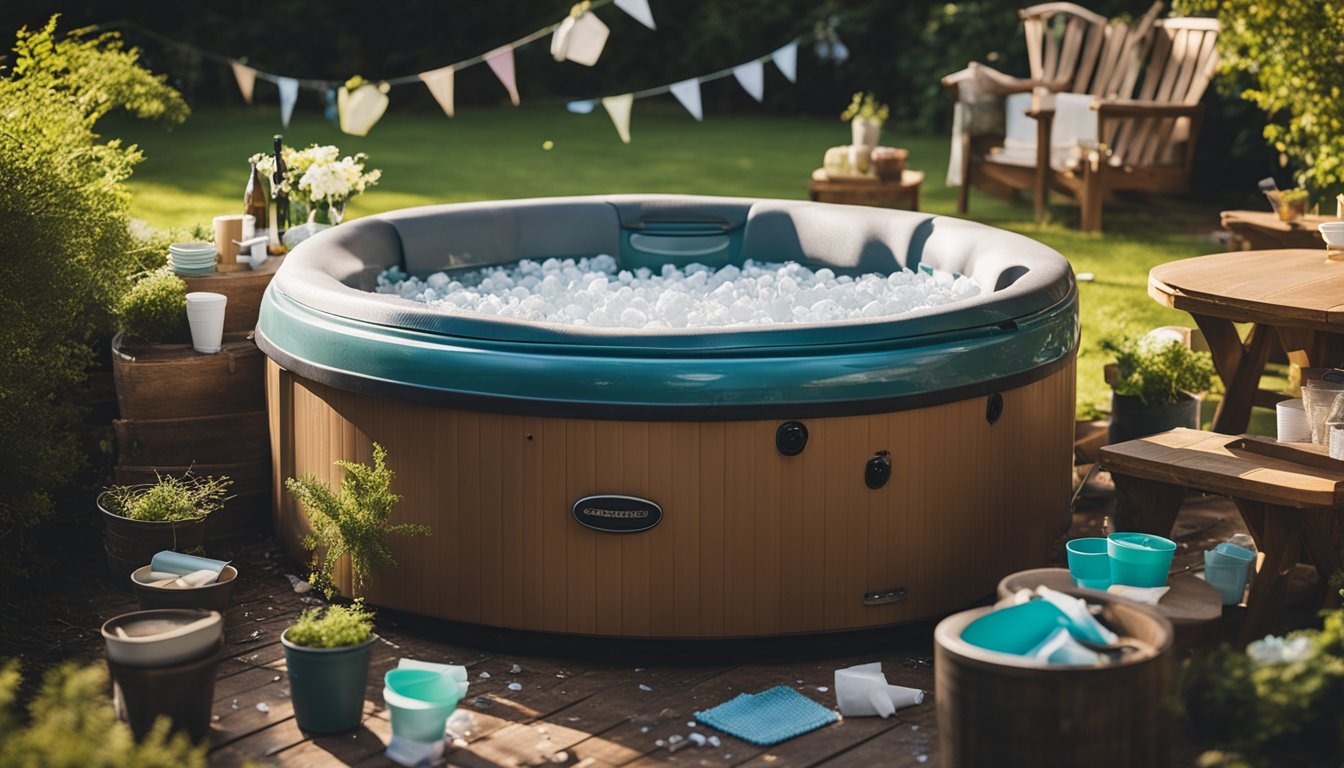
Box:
left=338, top=82, right=390, bottom=137
left=771, top=42, right=798, bottom=83
left=669, top=79, right=703, bottom=121
left=230, top=61, right=257, bottom=104
left=485, top=47, right=521, bottom=106
left=418, top=66, right=456, bottom=118
left=732, top=61, right=765, bottom=102
left=614, top=0, right=656, bottom=30
left=602, top=93, right=634, bottom=143
left=277, top=77, right=299, bottom=127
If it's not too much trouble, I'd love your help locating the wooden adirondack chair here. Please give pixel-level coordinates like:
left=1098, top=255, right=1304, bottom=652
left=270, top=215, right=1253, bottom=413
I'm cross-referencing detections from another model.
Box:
left=945, top=3, right=1219, bottom=232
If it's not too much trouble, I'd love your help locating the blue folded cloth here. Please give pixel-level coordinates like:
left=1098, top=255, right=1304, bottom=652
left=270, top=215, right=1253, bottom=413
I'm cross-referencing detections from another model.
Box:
left=694, top=685, right=838, bottom=746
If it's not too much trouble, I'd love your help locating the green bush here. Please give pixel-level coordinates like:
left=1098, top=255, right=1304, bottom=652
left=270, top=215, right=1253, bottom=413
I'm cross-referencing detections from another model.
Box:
left=1176, top=0, right=1344, bottom=200
left=116, top=269, right=188, bottom=343
left=1103, top=336, right=1217, bottom=406
left=285, top=443, right=431, bottom=598
left=285, top=601, right=375, bottom=649
left=0, top=659, right=207, bottom=767
left=0, top=16, right=187, bottom=577
left=102, top=472, right=232, bottom=522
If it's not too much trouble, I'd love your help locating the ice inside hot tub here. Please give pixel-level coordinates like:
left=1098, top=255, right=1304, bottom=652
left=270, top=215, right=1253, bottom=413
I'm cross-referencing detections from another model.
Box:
left=376, top=255, right=981, bottom=329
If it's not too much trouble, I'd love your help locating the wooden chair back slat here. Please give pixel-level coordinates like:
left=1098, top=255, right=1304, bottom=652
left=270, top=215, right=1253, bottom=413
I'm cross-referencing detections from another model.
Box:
left=1056, top=17, right=1087, bottom=85
left=1042, top=18, right=1061, bottom=82
left=1025, top=16, right=1046, bottom=82
left=1071, top=20, right=1107, bottom=91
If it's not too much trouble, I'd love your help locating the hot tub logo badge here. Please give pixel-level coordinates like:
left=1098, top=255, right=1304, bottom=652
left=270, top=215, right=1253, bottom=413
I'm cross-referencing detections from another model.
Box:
left=572, top=495, right=662, bottom=533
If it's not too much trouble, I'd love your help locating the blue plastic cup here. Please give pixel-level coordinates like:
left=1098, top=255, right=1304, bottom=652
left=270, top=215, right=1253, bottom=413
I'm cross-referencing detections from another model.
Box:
left=1065, top=538, right=1111, bottom=590
left=1107, top=532, right=1177, bottom=588
left=383, top=669, right=463, bottom=742
left=1203, top=549, right=1251, bottom=605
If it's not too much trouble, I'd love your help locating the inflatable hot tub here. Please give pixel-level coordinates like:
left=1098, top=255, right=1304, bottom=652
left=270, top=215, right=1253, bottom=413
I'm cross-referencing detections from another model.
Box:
left=258, top=195, right=1078, bottom=638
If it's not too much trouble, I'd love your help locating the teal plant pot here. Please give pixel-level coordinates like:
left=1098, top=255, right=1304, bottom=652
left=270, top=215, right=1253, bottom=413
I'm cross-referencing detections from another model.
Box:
left=281, top=629, right=374, bottom=733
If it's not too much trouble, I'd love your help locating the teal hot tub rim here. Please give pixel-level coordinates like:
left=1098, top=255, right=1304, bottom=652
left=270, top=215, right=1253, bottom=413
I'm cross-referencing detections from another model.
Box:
left=257, top=195, right=1079, bottom=418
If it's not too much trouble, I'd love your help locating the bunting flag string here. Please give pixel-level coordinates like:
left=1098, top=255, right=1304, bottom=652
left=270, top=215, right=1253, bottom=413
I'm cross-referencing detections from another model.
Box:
left=669, top=79, right=703, bottom=121
left=602, top=93, right=635, bottom=143
left=418, top=66, right=456, bottom=118
left=485, top=47, right=521, bottom=106
left=771, top=42, right=798, bottom=84
left=276, top=77, right=299, bottom=127
left=732, top=61, right=765, bottom=102
left=230, top=61, right=257, bottom=104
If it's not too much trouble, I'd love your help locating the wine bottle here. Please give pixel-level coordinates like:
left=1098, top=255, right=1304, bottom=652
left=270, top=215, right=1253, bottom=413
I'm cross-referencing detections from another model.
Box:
left=244, top=161, right=269, bottom=240
left=271, top=135, right=290, bottom=240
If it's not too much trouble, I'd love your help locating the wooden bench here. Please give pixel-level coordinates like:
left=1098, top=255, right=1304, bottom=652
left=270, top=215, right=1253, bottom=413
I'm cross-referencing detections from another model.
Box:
left=1099, top=428, right=1344, bottom=643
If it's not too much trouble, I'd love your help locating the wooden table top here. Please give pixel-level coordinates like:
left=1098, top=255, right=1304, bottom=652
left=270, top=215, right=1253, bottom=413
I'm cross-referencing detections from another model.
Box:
left=808, top=168, right=924, bottom=190
left=1100, top=428, right=1344, bottom=508
left=1149, top=249, right=1344, bottom=331
left=1220, top=209, right=1333, bottom=236
left=997, top=567, right=1223, bottom=624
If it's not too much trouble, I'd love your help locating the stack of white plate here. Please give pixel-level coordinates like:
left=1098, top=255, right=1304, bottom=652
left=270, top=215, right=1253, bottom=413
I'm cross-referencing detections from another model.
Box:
left=168, top=242, right=218, bottom=276
left=1277, top=398, right=1309, bottom=442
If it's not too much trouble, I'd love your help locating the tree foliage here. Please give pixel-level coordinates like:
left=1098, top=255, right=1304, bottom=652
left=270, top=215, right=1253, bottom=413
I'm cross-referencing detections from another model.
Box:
left=0, top=659, right=207, bottom=767
left=1177, top=0, right=1344, bottom=200
left=0, top=16, right=188, bottom=575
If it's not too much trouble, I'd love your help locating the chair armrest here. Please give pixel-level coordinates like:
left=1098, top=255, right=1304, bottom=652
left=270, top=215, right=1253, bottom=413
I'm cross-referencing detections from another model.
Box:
left=1093, top=100, right=1205, bottom=119
left=941, top=62, right=1038, bottom=96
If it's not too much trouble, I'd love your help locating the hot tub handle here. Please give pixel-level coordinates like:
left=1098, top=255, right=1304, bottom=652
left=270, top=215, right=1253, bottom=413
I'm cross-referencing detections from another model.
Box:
left=864, top=587, right=908, bottom=606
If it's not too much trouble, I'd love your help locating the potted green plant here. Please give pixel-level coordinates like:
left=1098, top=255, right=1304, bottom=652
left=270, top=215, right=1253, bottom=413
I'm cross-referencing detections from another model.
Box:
left=842, top=91, right=889, bottom=149
left=98, top=472, right=233, bottom=579
left=285, top=443, right=430, bottom=599
left=1103, top=335, right=1216, bottom=444
left=280, top=600, right=376, bottom=733
left=116, top=268, right=190, bottom=345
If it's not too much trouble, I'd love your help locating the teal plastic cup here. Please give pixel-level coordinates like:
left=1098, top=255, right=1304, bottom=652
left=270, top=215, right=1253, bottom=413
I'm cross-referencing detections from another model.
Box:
left=1204, top=549, right=1251, bottom=605
left=1108, top=532, right=1177, bottom=587
left=1065, top=537, right=1111, bottom=590
left=383, top=669, right=463, bottom=742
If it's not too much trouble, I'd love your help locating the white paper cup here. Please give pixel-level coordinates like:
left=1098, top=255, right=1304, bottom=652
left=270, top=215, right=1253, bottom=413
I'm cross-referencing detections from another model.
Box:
left=185, top=292, right=227, bottom=354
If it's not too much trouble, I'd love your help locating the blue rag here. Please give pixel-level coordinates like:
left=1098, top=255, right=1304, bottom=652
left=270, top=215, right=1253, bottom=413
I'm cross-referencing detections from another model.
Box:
left=694, top=685, right=839, bottom=746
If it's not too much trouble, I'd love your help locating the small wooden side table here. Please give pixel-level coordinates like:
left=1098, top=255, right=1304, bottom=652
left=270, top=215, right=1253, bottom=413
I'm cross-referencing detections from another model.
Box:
left=1220, top=210, right=1332, bottom=251
left=808, top=169, right=924, bottom=211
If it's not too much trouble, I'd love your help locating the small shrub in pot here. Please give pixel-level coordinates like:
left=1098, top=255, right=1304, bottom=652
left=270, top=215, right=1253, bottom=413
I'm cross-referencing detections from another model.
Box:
left=1103, top=335, right=1216, bottom=444
left=116, top=268, right=189, bottom=344
left=281, top=601, right=376, bottom=733
left=99, top=472, right=232, bottom=578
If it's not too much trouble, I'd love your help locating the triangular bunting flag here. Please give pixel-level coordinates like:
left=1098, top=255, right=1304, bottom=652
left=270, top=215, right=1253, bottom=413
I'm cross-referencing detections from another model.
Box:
left=485, top=47, right=520, bottom=106
left=602, top=93, right=634, bottom=143
left=277, top=77, right=299, bottom=127
left=418, top=66, right=455, bottom=118
left=771, top=42, right=798, bottom=83
left=732, top=61, right=765, bottom=102
left=669, top=79, right=703, bottom=122
left=614, top=0, right=656, bottom=30
left=230, top=61, right=257, bottom=104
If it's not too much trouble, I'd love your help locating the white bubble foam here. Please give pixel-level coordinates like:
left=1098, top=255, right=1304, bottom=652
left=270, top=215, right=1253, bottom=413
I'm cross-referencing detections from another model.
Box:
left=375, top=256, right=980, bottom=330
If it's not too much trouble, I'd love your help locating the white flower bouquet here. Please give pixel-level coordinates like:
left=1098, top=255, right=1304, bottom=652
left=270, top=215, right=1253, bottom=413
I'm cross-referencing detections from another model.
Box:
left=250, top=144, right=381, bottom=225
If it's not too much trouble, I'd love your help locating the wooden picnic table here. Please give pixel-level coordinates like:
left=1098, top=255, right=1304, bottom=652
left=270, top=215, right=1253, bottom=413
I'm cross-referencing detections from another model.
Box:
left=1099, top=428, right=1344, bottom=644
left=1148, top=248, right=1344, bottom=434
left=1220, top=210, right=1333, bottom=251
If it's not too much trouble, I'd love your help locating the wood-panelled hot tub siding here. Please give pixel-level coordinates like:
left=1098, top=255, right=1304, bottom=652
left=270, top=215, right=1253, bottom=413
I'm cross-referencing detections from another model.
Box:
left=268, top=358, right=1075, bottom=638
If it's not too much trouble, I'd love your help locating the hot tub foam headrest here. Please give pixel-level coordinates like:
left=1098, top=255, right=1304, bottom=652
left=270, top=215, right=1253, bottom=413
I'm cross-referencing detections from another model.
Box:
left=272, top=194, right=1073, bottom=347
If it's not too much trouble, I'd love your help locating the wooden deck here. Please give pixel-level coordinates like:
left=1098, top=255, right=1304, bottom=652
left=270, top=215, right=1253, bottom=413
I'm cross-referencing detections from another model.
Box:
left=206, top=575, right=941, bottom=767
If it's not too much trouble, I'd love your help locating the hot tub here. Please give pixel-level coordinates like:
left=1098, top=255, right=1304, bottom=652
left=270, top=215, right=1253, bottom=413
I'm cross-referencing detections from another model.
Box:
left=258, top=195, right=1078, bottom=638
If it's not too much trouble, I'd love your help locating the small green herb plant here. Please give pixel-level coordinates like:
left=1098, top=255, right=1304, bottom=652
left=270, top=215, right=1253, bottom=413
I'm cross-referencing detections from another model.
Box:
left=285, top=600, right=375, bottom=649
left=0, top=659, right=207, bottom=767
left=103, top=472, right=233, bottom=522
left=117, top=268, right=188, bottom=344
left=1278, top=188, right=1310, bottom=206
left=840, top=91, right=890, bottom=125
left=1102, top=335, right=1216, bottom=406
left=285, top=443, right=431, bottom=598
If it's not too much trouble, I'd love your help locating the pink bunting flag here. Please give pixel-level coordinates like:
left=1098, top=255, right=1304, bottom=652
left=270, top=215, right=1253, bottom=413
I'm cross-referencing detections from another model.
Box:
left=230, top=61, right=257, bottom=104
left=485, top=47, right=520, bottom=106
left=732, top=61, right=765, bottom=102
left=418, top=66, right=456, bottom=118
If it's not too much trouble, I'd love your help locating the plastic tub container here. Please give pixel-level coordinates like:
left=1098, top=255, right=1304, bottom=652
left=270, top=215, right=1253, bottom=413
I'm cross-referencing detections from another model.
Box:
left=383, top=668, right=464, bottom=742
left=1065, top=537, right=1111, bottom=590
left=1108, top=533, right=1176, bottom=588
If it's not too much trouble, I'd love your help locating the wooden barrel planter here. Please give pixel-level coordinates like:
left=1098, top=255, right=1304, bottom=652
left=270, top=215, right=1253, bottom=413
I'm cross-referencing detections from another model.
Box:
left=934, top=592, right=1174, bottom=768
left=112, top=333, right=265, bottom=421
left=98, top=491, right=210, bottom=580
left=113, top=460, right=270, bottom=546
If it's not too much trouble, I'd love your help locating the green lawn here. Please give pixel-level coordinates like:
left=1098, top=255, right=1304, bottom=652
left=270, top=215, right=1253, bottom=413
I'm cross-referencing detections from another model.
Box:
left=108, top=104, right=1233, bottom=418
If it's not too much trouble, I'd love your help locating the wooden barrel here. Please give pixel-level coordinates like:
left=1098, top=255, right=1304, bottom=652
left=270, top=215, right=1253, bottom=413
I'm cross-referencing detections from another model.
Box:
left=935, top=592, right=1174, bottom=768
left=113, top=461, right=270, bottom=545
left=98, top=492, right=211, bottom=579
left=111, top=333, right=265, bottom=420
left=181, top=256, right=281, bottom=334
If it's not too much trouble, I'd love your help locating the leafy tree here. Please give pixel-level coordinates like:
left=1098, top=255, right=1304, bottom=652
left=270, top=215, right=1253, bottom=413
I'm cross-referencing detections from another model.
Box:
left=1177, top=0, right=1344, bottom=200
left=0, top=659, right=207, bottom=767
left=0, top=17, right=188, bottom=576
